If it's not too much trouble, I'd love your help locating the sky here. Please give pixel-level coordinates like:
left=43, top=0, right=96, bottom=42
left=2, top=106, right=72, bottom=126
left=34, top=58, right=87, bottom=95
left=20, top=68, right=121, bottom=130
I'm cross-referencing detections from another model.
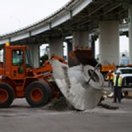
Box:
left=0, top=0, right=70, bottom=35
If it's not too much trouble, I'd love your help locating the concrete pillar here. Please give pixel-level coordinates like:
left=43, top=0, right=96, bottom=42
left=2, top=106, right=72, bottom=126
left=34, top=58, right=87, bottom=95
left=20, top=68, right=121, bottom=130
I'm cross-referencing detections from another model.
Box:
left=28, top=44, right=40, bottom=68
left=67, top=40, right=73, bottom=53
left=99, top=21, right=120, bottom=65
left=91, top=35, right=98, bottom=58
left=49, top=37, right=63, bottom=57
left=66, top=39, right=73, bottom=63
left=129, top=5, right=132, bottom=63
left=73, top=31, right=90, bottom=49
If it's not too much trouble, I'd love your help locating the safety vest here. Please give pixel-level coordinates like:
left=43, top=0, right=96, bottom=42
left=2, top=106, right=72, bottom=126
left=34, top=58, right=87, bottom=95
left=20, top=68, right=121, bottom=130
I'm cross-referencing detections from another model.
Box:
left=113, top=75, right=123, bottom=87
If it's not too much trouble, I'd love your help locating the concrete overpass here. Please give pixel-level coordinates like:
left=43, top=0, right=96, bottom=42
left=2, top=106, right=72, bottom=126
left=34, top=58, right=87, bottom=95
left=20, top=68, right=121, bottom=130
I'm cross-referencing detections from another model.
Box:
left=0, top=0, right=132, bottom=67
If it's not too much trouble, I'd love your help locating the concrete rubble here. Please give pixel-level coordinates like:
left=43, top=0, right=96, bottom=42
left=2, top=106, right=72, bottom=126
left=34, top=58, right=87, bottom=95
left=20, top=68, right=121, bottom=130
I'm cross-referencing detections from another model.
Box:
left=51, top=60, right=104, bottom=111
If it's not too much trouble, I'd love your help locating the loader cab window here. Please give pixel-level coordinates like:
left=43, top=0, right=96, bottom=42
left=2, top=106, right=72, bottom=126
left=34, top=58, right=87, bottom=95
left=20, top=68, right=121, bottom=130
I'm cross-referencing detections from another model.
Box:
left=25, top=49, right=33, bottom=67
left=0, top=49, right=4, bottom=67
left=12, top=50, right=24, bottom=65
left=0, top=49, right=3, bottom=62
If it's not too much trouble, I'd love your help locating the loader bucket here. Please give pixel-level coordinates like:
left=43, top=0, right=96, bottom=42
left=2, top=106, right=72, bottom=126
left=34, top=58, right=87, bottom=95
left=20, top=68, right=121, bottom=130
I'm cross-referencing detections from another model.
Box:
left=68, top=49, right=97, bottom=67
left=51, top=60, right=104, bottom=111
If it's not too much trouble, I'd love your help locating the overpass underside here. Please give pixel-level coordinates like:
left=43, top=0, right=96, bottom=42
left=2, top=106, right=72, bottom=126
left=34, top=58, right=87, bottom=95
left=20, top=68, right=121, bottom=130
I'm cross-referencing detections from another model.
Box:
left=0, top=0, right=132, bottom=67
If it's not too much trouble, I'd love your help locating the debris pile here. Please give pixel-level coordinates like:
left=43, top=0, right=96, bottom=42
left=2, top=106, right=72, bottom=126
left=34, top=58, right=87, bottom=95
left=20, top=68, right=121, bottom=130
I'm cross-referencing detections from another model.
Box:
left=44, top=96, right=71, bottom=111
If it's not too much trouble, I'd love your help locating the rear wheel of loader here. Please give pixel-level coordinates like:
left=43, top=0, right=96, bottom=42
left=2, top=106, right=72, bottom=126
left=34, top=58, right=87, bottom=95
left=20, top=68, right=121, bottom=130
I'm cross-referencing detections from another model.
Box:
left=25, top=81, right=52, bottom=107
left=0, top=83, right=14, bottom=108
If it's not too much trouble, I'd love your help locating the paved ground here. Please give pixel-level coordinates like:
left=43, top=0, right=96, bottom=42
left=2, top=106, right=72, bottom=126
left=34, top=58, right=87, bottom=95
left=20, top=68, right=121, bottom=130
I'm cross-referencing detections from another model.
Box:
left=0, top=97, right=132, bottom=132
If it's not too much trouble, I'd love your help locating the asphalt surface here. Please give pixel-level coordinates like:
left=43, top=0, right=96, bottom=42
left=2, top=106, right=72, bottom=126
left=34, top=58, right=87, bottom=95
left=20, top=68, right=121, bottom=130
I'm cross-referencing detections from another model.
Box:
left=0, top=97, right=132, bottom=132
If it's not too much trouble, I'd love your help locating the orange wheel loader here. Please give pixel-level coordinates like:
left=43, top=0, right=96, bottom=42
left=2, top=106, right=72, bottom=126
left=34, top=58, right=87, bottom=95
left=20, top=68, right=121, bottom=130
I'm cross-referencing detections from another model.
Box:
left=0, top=44, right=65, bottom=108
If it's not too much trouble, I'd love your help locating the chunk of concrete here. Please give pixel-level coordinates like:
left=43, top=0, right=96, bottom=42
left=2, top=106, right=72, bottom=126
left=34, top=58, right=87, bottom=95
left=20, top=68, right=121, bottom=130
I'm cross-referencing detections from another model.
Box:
left=51, top=60, right=104, bottom=110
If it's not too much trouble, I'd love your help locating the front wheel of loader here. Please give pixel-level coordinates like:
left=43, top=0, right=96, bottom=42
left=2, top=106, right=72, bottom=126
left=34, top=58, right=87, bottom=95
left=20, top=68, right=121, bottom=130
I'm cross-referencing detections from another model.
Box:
left=0, top=83, right=15, bottom=108
left=25, top=81, right=52, bottom=107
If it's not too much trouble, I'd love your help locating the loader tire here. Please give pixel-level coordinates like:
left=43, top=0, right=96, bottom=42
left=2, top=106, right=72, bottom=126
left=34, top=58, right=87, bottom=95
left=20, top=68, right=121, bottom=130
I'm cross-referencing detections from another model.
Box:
left=83, top=65, right=104, bottom=89
left=25, top=81, right=52, bottom=107
left=0, top=83, right=14, bottom=108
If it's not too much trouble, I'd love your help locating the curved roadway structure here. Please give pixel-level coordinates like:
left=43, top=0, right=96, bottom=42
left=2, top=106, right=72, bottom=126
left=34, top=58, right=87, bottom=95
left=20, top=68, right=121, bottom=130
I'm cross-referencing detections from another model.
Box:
left=0, top=0, right=130, bottom=45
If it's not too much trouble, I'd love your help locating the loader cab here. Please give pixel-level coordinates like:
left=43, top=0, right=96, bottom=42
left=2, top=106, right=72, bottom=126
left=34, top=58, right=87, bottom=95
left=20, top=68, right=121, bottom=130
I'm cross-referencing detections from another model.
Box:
left=12, top=50, right=24, bottom=66
left=4, top=44, right=27, bottom=80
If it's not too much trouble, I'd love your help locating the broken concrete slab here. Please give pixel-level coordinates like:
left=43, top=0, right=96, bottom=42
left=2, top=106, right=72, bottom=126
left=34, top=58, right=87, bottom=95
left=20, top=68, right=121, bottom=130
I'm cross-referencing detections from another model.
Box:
left=51, top=60, right=104, bottom=110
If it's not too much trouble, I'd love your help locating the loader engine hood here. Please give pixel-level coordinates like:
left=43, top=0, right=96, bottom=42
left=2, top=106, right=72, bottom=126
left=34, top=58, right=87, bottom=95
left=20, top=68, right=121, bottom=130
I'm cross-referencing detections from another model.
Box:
left=51, top=60, right=104, bottom=111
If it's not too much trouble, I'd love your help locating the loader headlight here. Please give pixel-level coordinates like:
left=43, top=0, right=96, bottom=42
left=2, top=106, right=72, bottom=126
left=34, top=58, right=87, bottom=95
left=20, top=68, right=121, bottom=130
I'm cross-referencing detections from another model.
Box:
left=5, top=42, right=10, bottom=46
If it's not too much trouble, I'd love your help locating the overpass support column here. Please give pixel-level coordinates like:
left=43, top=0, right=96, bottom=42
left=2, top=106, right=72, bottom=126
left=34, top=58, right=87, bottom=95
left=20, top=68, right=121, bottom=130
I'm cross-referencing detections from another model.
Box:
left=129, top=5, right=132, bottom=63
left=49, top=38, right=63, bottom=57
left=28, top=44, right=40, bottom=68
left=99, top=21, right=119, bottom=65
left=73, top=31, right=90, bottom=49
left=66, top=39, right=73, bottom=54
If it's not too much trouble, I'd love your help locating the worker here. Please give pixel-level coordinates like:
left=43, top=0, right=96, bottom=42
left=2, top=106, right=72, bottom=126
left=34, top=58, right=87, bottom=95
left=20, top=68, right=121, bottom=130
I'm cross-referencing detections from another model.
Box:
left=106, top=70, right=114, bottom=88
left=113, top=72, right=123, bottom=103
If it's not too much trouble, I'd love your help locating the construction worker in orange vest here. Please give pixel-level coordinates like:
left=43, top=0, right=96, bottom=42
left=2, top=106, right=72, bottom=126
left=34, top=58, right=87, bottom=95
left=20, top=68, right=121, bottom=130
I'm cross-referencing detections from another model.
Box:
left=106, top=70, right=114, bottom=88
